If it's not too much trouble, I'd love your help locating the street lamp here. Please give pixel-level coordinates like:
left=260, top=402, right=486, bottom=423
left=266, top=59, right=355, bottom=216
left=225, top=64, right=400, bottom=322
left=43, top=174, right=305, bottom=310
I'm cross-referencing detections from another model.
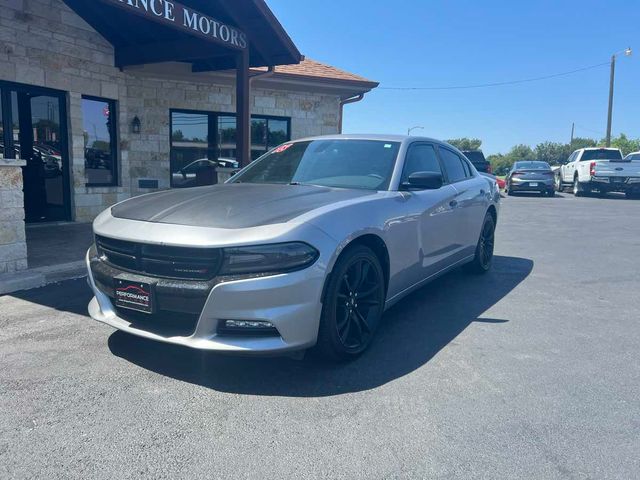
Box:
left=606, top=47, right=632, bottom=147
left=407, top=126, right=424, bottom=136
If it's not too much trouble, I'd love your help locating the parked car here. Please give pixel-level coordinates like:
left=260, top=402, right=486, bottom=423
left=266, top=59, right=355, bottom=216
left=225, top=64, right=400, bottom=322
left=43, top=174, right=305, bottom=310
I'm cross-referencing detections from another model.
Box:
left=624, top=151, right=640, bottom=161
left=462, top=150, right=492, bottom=174
left=87, top=135, right=500, bottom=360
left=557, top=147, right=640, bottom=198
left=505, top=161, right=555, bottom=196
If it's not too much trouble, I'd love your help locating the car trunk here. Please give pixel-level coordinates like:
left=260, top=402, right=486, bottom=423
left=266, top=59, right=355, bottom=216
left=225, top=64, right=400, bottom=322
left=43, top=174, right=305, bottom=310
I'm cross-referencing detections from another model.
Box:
left=513, top=170, right=554, bottom=181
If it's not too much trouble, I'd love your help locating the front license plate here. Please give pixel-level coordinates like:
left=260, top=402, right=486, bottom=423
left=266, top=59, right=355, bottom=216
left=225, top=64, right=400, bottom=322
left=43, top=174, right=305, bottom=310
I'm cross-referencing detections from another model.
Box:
left=529, top=182, right=538, bottom=187
left=114, top=279, right=154, bottom=314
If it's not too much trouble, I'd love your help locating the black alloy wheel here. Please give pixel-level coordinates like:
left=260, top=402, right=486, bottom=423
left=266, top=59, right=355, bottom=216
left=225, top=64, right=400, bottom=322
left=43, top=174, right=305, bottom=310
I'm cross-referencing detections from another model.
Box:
left=316, top=246, right=385, bottom=360
left=465, top=213, right=496, bottom=274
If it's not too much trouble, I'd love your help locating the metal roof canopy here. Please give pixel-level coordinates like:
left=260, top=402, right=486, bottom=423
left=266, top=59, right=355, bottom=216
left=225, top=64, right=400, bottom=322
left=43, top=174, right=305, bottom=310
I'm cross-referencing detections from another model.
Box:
left=62, top=0, right=303, bottom=71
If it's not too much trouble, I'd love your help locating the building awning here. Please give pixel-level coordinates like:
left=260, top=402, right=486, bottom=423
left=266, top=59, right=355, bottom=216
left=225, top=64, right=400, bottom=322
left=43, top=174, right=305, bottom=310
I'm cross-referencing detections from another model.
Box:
left=62, top=0, right=303, bottom=71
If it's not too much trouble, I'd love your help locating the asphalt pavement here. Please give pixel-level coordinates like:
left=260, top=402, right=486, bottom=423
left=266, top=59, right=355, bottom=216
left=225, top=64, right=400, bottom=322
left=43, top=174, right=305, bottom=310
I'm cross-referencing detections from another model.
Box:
left=1, top=192, right=639, bottom=479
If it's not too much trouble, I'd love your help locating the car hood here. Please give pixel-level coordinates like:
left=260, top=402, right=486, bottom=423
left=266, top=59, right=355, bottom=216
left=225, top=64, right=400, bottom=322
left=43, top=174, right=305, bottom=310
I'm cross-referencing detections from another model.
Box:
left=110, top=183, right=374, bottom=229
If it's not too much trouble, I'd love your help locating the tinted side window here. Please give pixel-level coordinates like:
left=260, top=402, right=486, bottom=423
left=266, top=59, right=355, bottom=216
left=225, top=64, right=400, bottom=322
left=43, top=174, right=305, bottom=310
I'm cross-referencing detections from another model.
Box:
left=439, top=148, right=467, bottom=183
left=401, top=144, right=441, bottom=182
left=461, top=158, right=473, bottom=177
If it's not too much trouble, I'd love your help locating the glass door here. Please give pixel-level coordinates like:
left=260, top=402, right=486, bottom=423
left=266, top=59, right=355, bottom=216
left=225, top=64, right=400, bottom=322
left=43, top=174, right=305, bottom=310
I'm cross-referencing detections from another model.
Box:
left=15, top=89, right=70, bottom=222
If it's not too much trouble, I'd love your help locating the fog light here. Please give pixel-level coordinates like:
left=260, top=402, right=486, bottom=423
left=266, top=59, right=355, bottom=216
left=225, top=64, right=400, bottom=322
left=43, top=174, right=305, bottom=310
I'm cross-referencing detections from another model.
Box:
left=219, top=319, right=279, bottom=337
left=224, top=320, right=274, bottom=329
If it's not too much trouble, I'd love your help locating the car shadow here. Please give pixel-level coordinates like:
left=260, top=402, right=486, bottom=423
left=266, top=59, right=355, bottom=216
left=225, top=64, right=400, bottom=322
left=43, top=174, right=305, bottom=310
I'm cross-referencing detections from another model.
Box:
left=8, top=277, right=92, bottom=316
left=107, top=255, right=533, bottom=397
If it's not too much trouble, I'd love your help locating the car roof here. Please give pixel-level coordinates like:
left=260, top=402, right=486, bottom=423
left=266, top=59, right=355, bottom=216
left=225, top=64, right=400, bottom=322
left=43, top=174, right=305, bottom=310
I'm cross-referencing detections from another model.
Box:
left=577, top=147, right=621, bottom=151
left=290, top=133, right=451, bottom=147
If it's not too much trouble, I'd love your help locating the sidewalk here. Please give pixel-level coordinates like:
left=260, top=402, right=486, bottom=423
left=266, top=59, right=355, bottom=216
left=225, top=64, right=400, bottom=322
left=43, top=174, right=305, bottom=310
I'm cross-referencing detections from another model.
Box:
left=0, top=223, right=93, bottom=295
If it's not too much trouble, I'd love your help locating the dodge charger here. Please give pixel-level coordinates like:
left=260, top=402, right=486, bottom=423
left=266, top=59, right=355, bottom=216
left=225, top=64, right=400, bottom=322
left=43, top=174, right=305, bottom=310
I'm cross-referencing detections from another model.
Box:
left=87, top=135, right=500, bottom=360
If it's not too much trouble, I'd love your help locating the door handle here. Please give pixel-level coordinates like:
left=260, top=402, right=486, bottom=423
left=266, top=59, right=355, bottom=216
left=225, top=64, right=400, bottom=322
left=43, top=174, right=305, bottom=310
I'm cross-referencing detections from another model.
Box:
left=449, top=200, right=458, bottom=208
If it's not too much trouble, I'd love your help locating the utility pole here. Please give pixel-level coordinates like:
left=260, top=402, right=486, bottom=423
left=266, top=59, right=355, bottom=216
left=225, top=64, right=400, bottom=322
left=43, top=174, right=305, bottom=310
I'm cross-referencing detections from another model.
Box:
left=605, top=54, right=615, bottom=147
left=570, top=122, right=575, bottom=146
left=605, top=47, right=632, bottom=148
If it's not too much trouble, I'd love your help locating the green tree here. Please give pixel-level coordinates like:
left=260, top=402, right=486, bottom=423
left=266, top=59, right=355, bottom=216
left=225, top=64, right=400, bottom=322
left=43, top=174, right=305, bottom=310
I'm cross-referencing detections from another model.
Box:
left=446, top=138, right=482, bottom=151
left=535, top=142, right=572, bottom=165
left=601, top=133, right=640, bottom=155
left=489, top=144, right=534, bottom=175
left=487, top=153, right=511, bottom=175
left=570, top=137, right=597, bottom=150
left=509, top=144, right=535, bottom=161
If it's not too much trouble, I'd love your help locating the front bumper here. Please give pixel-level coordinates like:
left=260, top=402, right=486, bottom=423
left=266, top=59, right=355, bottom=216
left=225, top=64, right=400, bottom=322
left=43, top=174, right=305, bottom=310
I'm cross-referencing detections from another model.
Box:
left=86, top=249, right=327, bottom=354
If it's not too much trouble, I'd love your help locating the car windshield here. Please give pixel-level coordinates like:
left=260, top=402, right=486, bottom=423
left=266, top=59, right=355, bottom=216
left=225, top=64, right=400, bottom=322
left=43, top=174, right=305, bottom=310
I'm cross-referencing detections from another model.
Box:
left=582, top=149, right=623, bottom=161
left=515, top=161, right=550, bottom=170
left=231, top=139, right=401, bottom=190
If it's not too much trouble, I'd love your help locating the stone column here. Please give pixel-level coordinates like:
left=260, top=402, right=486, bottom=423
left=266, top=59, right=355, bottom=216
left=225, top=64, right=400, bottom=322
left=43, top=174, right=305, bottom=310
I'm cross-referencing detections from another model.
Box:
left=0, top=159, right=28, bottom=273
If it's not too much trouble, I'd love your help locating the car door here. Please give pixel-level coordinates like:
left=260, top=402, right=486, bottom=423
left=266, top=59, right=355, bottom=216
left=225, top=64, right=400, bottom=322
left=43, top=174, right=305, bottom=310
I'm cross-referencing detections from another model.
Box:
left=563, top=151, right=579, bottom=182
left=438, top=147, right=487, bottom=258
left=397, top=143, right=460, bottom=285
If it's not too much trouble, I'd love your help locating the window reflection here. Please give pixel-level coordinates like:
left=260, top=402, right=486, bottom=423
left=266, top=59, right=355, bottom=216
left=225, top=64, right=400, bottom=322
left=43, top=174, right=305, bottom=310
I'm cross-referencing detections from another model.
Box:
left=268, top=119, right=289, bottom=149
left=82, top=97, right=117, bottom=185
left=251, top=118, right=267, bottom=160
left=170, top=111, right=290, bottom=188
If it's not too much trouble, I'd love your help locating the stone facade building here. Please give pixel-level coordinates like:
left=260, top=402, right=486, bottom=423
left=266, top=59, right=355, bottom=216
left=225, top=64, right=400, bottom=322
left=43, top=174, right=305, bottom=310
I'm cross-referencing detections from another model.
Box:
left=0, top=0, right=377, bottom=274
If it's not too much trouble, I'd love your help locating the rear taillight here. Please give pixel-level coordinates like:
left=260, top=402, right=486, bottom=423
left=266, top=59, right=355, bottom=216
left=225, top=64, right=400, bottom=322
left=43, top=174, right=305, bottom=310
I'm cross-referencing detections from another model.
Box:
left=512, top=171, right=523, bottom=177
left=590, top=161, right=596, bottom=176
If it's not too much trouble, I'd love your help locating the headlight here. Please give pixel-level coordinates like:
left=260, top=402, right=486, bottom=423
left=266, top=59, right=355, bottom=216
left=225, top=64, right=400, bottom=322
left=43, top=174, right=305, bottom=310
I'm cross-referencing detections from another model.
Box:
left=219, top=242, right=319, bottom=275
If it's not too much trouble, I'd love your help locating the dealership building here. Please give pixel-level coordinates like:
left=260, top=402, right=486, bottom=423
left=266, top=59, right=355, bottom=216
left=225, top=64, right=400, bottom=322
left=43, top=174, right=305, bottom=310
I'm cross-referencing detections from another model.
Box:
left=0, top=0, right=377, bottom=275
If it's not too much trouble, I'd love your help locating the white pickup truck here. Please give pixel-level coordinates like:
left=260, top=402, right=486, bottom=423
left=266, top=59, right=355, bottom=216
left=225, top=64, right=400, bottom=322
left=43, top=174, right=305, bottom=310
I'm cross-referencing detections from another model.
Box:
left=556, top=147, right=640, bottom=198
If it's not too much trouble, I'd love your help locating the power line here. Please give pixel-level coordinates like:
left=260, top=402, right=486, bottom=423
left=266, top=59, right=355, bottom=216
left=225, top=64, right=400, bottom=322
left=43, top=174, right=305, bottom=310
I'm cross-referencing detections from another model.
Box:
left=574, top=123, right=605, bottom=137
left=379, top=61, right=611, bottom=91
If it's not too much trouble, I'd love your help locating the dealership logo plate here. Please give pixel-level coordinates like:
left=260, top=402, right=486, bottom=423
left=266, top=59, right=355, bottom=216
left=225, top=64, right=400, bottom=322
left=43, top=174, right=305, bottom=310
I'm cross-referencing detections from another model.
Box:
left=115, top=279, right=155, bottom=314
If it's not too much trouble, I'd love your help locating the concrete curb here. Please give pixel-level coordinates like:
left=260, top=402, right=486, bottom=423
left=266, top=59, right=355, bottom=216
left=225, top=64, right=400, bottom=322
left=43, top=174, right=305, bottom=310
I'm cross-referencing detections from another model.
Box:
left=0, top=261, right=87, bottom=295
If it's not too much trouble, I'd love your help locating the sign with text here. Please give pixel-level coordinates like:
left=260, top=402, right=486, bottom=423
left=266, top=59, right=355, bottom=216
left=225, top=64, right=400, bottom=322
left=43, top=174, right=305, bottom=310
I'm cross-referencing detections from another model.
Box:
left=99, top=0, right=248, bottom=50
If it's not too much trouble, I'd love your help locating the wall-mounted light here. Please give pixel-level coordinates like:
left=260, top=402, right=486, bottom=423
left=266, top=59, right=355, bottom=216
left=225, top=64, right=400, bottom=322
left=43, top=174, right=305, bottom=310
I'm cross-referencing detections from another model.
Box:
left=131, top=116, right=141, bottom=134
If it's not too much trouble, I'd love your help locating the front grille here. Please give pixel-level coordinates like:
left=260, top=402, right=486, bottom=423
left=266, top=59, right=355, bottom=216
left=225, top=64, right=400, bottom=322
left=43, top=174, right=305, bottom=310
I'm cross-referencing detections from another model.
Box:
left=115, top=307, right=200, bottom=338
left=96, top=235, right=222, bottom=280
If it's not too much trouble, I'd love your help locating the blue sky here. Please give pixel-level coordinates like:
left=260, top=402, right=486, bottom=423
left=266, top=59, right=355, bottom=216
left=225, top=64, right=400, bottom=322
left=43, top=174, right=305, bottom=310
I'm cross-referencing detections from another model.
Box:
left=267, top=0, right=639, bottom=155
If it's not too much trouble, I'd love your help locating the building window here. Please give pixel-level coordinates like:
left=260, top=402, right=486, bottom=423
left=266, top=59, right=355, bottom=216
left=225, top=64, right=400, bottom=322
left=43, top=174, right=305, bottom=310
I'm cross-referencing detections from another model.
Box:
left=82, top=96, right=118, bottom=186
left=170, top=110, right=290, bottom=188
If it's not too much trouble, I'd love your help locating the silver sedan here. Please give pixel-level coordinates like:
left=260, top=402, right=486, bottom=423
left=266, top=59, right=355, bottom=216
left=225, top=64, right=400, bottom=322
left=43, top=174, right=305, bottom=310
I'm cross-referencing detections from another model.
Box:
left=87, top=135, right=500, bottom=360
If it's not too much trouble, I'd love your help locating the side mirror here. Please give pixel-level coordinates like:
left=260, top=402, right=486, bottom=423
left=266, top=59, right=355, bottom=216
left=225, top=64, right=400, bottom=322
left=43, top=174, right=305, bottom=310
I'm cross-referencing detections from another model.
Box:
left=402, top=171, right=443, bottom=190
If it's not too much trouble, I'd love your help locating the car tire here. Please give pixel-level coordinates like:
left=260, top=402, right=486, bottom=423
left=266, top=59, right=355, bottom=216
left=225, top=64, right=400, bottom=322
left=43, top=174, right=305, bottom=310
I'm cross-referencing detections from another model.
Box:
left=316, top=245, right=386, bottom=361
left=546, top=189, right=555, bottom=197
left=555, top=175, right=564, bottom=192
left=573, top=176, right=586, bottom=197
left=625, top=191, right=640, bottom=199
left=505, top=183, right=512, bottom=196
left=465, top=213, right=496, bottom=275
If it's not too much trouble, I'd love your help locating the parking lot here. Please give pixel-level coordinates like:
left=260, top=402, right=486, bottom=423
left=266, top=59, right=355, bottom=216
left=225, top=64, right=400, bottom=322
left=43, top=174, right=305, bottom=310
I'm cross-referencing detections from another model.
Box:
left=1, top=193, right=639, bottom=479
